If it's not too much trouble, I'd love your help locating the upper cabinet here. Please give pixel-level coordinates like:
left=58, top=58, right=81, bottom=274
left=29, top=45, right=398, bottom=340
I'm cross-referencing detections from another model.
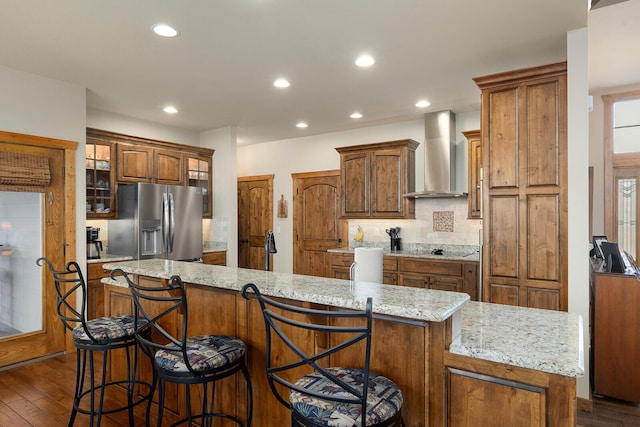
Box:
left=463, top=129, right=482, bottom=219
left=86, top=128, right=214, bottom=218
left=474, top=62, right=567, bottom=311
left=336, top=139, right=418, bottom=219
left=186, top=154, right=212, bottom=216
left=85, top=134, right=115, bottom=218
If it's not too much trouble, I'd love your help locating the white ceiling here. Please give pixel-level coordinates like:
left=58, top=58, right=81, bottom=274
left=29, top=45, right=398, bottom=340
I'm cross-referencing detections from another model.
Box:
left=0, top=1, right=631, bottom=145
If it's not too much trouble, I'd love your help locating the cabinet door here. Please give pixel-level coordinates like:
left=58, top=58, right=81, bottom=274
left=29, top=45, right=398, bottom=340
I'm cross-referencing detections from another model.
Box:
left=86, top=140, right=115, bottom=218
left=116, top=143, right=153, bottom=182
left=340, top=151, right=370, bottom=217
left=154, top=148, right=184, bottom=185
left=371, top=147, right=405, bottom=217
left=186, top=155, right=213, bottom=217
left=464, top=130, right=482, bottom=219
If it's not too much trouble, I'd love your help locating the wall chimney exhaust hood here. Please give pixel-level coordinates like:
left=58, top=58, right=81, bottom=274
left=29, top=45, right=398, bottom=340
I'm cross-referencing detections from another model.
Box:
left=404, top=110, right=467, bottom=198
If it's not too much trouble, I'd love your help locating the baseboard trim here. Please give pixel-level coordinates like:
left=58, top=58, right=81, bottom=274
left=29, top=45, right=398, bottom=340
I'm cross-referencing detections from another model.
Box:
left=577, top=397, right=593, bottom=413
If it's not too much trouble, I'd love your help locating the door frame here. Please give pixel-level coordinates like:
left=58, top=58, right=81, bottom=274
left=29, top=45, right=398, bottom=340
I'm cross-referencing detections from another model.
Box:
left=0, top=130, right=77, bottom=364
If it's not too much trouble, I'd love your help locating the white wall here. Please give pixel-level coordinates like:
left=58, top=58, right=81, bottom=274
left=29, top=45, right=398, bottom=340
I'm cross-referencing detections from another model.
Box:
left=86, top=108, right=200, bottom=146
left=200, top=127, right=238, bottom=266
left=0, top=65, right=86, bottom=269
left=567, top=27, right=590, bottom=400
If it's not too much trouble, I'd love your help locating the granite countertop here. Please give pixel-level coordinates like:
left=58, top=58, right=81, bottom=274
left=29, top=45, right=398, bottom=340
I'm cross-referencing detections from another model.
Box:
left=102, top=259, right=469, bottom=323
left=87, top=254, right=133, bottom=264
left=203, top=241, right=227, bottom=253
left=449, top=301, right=584, bottom=378
left=328, top=244, right=480, bottom=262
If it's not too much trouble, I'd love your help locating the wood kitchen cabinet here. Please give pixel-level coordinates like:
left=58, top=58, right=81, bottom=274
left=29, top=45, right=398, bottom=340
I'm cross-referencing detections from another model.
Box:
left=86, top=262, right=109, bottom=319
left=202, top=251, right=226, bottom=266
left=463, top=129, right=482, bottom=219
left=398, top=257, right=478, bottom=300
left=330, top=253, right=478, bottom=300
left=86, top=128, right=214, bottom=218
left=474, top=62, right=567, bottom=311
left=116, top=144, right=184, bottom=185
left=335, top=139, right=418, bottom=219
left=186, top=154, right=213, bottom=217
left=85, top=136, right=115, bottom=218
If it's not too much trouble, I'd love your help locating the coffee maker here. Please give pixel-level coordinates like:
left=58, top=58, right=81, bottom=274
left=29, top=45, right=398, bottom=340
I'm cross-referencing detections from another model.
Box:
left=86, top=226, right=103, bottom=259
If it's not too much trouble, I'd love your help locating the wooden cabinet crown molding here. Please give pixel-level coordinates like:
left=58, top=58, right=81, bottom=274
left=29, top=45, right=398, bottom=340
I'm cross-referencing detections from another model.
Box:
left=473, top=61, right=567, bottom=89
left=86, top=128, right=214, bottom=158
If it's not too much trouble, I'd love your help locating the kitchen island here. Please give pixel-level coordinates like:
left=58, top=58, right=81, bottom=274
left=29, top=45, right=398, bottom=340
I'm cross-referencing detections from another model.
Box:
left=102, top=259, right=582, bottom=426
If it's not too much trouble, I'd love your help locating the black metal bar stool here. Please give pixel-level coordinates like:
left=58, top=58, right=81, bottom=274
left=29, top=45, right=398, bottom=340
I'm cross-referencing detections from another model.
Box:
left=242, top=283, right=405, bottom=427
left=37, top=258, right=152, bottom=427
left=112, top=269, right=253, bottom=427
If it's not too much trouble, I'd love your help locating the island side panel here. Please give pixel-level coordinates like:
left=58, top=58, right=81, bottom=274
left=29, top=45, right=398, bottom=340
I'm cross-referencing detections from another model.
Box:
left=330, top=314, right=430, bottom=427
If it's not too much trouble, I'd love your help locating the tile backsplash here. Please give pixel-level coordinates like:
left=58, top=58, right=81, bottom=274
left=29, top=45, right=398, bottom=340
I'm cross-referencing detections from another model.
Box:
left=348, top=198, right=481, bottom=248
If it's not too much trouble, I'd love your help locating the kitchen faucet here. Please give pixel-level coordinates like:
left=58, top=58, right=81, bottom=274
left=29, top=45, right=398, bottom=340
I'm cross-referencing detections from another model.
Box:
left=265, top=230, right=277, bottom=271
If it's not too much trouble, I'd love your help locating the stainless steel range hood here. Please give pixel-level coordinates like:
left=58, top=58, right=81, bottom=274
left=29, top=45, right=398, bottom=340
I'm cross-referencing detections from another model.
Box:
left=404, top=110, right=467, bottom=198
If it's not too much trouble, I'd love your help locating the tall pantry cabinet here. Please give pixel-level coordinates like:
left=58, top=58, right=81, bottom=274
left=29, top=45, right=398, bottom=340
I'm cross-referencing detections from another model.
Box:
left=474, top=62, right=568, bottom=311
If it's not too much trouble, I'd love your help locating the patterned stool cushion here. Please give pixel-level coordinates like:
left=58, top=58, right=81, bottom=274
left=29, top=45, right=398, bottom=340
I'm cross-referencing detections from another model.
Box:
left=72, top=314, right=141, bottom=343
left=290, top=367, right=403, bottom=426
left=155, top=335, right=245, bottom=373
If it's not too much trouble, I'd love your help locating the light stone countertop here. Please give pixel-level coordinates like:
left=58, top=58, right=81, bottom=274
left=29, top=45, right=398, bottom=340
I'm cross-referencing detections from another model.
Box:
left=87, top=254, right=133, bottom=264
left=102, top=259, right=584, bottom=378
left=102, top=259, right=469, bottom=323
left=328, top=244, right=480, bottom=262
left=449, top=301, right=584, bottom=378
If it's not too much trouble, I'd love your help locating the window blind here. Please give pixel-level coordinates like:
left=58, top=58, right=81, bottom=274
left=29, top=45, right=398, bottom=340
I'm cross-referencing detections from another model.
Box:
left=0, top=151, right=51, bottom=192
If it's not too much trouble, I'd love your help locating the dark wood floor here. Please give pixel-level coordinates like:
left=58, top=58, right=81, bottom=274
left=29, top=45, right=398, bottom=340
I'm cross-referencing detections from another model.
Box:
left=578, top=396, right=640, bottom=427
left=1, top=351, right=640, bottom=426
left=0, top=352, right=176, bottom=426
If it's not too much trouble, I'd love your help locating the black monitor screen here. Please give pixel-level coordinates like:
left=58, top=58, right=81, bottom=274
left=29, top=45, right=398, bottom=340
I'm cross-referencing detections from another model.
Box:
left=600, top=241, right=626, bottom=273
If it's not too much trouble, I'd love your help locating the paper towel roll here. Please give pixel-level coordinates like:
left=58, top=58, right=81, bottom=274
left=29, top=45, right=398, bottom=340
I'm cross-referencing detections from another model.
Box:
left=353, top=247, right=383, bottom=283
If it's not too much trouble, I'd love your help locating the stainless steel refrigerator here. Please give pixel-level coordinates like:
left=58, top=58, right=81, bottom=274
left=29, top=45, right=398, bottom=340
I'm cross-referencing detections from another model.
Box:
left=109, top=183, right=203, bottom=261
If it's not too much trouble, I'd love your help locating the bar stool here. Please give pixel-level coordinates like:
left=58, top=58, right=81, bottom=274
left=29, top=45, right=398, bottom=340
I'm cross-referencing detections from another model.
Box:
left=241, top=283, right=405, bottom=427
left=37, top=258, right=152, bottom=427
left=112, top=269, right=253, bottom=427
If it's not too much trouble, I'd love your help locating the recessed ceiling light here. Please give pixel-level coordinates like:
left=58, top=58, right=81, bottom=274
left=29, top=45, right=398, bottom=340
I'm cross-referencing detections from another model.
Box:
left=163, top=106, right=178, bottom=114
left=273, top=78, right=290, bottom=88
left=415, top=100, right=431, bottom=108
left=350, top=112, right=363, bottom=119
left=355, top=54, right=375, bottom=67
left=296, top=122, right=308, bottom=128
left=152, top=24, right=179, bottom=38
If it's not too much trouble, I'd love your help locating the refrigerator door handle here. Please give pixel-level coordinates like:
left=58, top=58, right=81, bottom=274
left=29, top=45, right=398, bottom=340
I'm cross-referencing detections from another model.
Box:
left=169, top=192, right=176, bottom=252
left=162, top=192, right=170, bottom=252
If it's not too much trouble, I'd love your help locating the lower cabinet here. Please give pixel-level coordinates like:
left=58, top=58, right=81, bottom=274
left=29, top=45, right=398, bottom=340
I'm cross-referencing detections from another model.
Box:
left=444, top=352, right=576, bottom=427
left=202, top=251, right=226, bottom=265
left=87, top=262, right=108, bottom=319
left=330, top=253, right=478, bottom=300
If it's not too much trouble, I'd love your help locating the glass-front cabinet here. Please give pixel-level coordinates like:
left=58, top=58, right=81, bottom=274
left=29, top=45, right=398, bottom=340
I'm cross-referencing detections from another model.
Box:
left=187, top=155, right=212, bottom=217
left=86, top=140, right=115, bottom=218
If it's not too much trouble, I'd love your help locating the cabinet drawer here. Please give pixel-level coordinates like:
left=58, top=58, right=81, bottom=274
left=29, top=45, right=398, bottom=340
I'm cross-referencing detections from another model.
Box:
left=398, top=258, right=462, bottom=276
left=331, top=253, right=354, bottom=267
left=331, top=253, right=397, bottom=272
left=202, top=251, right=226, bottom=266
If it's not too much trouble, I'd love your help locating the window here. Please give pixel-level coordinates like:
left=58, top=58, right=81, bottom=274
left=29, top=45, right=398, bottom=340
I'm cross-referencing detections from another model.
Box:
left=604, top=91, right=640, bottom=260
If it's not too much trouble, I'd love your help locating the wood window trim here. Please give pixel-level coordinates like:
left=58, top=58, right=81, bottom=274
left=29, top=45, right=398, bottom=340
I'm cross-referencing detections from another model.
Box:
left=603, top=89, right=640, bottom=239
